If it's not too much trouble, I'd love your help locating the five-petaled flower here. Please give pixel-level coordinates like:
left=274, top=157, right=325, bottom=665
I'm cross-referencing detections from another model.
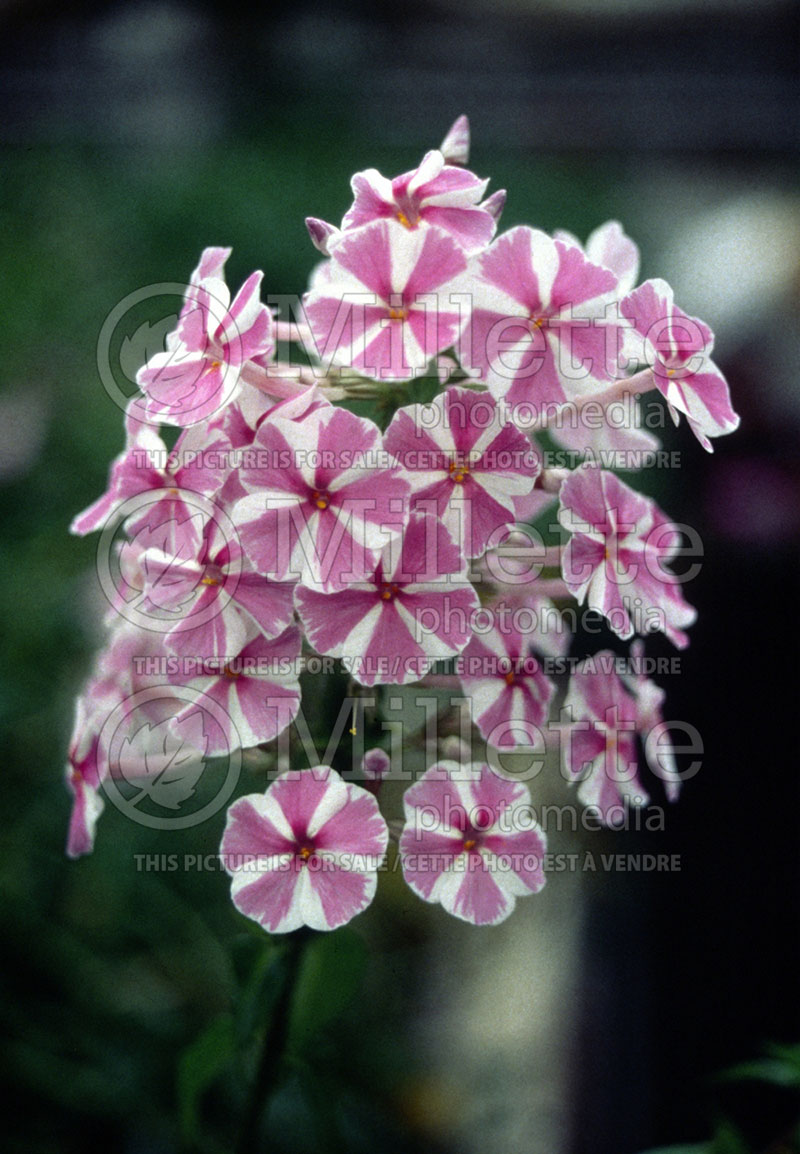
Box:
left=294, top=511, right=479, bottom=686
left=303, top=219, right=469, bottom=381
left=399, top=761, right=547, bottom=926
left=456, top=611, right=556, bottom=749
left=341, top=145, right=503, bottom=255
left=621, top=278, right=740, bottom=451
left=232, top=405, right=409, bottom=592
left=559, top=462, right=697, bottom=648
left=455, top=225, right=621, bottom=410
left=137, top=247, right=273, bottom=426
left=563, top=647, right=680, bottom=824
left=383, top=385, right=541, bottom=559
left=220, top=767, right=388, bottom=933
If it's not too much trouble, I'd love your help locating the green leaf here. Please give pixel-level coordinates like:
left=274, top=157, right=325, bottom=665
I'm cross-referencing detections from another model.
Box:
left=717, top=1043, right=800, bottom=1090
left=177, top=1013, right=235, bottom=1144
left=287, top=928, right=367, bottom=1057
left=709, top=1117, right=751, bottom=1154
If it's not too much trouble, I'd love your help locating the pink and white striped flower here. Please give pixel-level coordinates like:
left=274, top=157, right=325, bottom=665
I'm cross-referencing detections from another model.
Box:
left=71, top=404, right=232, bottom=537
left=383, top=385, right=541, bottom=559
left=456, top=614, right=556, bottom=749
left=562, top=654, right=645, bottom=823
left=65, top=623, right=208, bottom=856
left=622, top=639, right=681, bottom=801
left=65, top=668, right=123, bottom=858
left=137, top=247, right=273, bottom=426
left=120, top=512, right=295, bottom=659
left=341, top=146, right=503, bottom=255
left=621, top=279, right=740, bottom=451
left=294, top=512, right=479, bottom=687
left=399, top=761, right=547, bottom=926
left=455, top=226, right=621, bottom=411
left=220, top=766, right=388, bottom=933
left=232, top=405, right=409, bottom=593
left=168, top=626, right=302, bottom=755
left=563, top=646, right=679, bottom=823
left=559, top=463, right=697, bottom=649
left=303, top=219, right=469, bottom=381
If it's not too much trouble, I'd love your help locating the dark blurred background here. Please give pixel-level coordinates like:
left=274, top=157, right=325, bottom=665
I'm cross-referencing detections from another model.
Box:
left=1, top=1, right=799, bottom=1152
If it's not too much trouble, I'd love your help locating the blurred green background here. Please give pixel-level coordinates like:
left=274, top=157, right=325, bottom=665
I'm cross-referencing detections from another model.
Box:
left=1, top=2, right=799, bottom=1152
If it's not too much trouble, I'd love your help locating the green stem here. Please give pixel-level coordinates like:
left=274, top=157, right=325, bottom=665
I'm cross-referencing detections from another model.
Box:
left=236, top=932, right=308, bottom=1153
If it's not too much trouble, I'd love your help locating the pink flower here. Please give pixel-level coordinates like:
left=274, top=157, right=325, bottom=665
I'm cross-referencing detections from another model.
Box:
left=383, top=385, right=541, bottom=558
left=119, top=511, right=295, bottom=660
left=137, top=247, right=273, bottom=426
left=65, top=674, right=120, bottom=858
left=455, top=226, right=621, bottom=411
left=399, top=761, right=547, bottom=926
left=456, top=613, right=556, bottom=749
left=562, top=646, right=680, bottom=824
left=558, top=463, right=697, bottom=648
left=621, top=278, right=740, bottom=451
left=555, top=220, right=640, bottom=296
left=232, top=405, right=409, bottom=593
left=65, top=623, right=210, bottom=856
left=168, top=627, right=302, bottom=755
left=303, top=219, right=469, bottom=381
left=295, top=511, right=479, bottom=687
left=341, top=146, right=503, bottom=255
left=220, top=767, right=388, bottom=933
left=71, top=403, right=232, bottom=537
left=563, top=654, right=642, bottom=815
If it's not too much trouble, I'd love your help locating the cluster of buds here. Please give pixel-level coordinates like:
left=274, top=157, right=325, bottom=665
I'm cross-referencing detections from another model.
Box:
left=66, top=117, right=739, bottom=928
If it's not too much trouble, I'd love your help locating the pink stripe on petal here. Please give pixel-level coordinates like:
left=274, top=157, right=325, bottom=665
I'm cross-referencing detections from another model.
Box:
left=307, top=866, right=375, bottom=930
left=400, top=831, right=464, bottom=899
left=550, top=241, right=618, bottom=311
left=270, top=768, right=334, bottom=841
left=423, top=205, right=496, bottom=252
left=222, top=795, right=296, bottom=859
left=477, top=227, right=543, bottom=311
left=466, top=763, right=526, bottom=818
left=329, top=219, right=394, bottom=301
left=232, top=867, right=303, bottom=933
left=404, top=226, right=468, bottom=299
left=315, top=789, right=388, bottom=857
left=447, top=860, right=511, bottom=926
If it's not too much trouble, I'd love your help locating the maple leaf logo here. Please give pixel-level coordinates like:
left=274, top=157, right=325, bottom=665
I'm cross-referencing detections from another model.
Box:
left=117, top=713, right=208, bottom=810
left=119, top=315, right=178, bottom=385
left=125, top=512, right=208, bottom=615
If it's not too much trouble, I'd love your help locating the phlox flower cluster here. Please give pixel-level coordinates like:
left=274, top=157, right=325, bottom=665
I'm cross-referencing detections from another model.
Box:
left=66, top=116, right=739, bottom=929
